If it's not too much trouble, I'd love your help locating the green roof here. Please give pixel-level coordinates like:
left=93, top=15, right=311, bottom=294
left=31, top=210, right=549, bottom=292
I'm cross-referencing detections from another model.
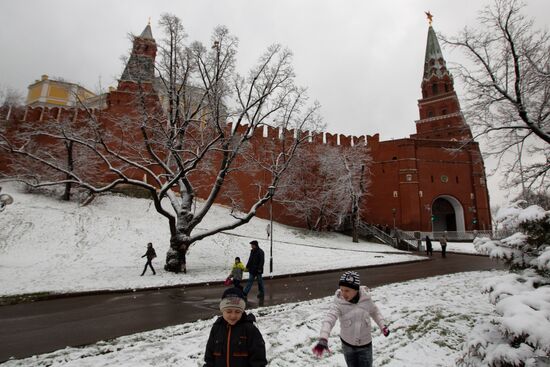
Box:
left=422, top=26, right=450, bottom=82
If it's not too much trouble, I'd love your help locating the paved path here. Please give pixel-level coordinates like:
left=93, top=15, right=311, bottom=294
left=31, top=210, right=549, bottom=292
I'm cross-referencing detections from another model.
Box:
left=0, top=253, right=505, bottom=362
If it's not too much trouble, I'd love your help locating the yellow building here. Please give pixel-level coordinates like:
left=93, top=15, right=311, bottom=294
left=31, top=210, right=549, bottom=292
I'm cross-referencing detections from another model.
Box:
left=26, top=75, right=102, bottom=108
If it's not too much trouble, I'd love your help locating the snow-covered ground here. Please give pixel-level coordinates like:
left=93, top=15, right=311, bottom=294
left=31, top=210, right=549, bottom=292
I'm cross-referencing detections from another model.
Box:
left=0, top=184, right=428, bottom=297
left=2, top=270, right=505, bottom=366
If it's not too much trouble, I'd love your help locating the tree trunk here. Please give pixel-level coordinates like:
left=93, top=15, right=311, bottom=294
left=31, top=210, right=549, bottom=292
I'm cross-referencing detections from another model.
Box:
left=351, top=200, right=359, bottom=243
left=164, top=234, right=190, bottom=273
left=352, top=223, right=359, bottom=243
left=61, top=141, right=73, bottom=201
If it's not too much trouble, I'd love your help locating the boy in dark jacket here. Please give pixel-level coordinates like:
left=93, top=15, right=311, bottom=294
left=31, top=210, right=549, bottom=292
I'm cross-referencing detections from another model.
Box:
left=140, top=242, right=157, bottom=276
left=204, top=287, right=267, bottom=367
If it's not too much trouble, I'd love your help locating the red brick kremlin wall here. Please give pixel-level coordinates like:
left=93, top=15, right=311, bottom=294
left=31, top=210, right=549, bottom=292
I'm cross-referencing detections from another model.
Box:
left=0, top=101, right=491, bottom=232
left=0, top=23, right=491, bottom=233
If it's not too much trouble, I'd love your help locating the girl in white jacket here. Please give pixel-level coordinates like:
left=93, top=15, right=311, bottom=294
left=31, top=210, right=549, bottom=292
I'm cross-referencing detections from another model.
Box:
left=313, top=271, right=390, bottom=367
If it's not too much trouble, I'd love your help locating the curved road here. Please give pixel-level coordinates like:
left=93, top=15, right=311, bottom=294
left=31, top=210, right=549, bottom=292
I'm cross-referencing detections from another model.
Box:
left=0, top=253, right=505, bottom=362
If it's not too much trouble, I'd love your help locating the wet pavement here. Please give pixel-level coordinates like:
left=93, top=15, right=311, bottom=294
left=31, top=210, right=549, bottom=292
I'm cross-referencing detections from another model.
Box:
left=0, top=253, right=505, bottom=362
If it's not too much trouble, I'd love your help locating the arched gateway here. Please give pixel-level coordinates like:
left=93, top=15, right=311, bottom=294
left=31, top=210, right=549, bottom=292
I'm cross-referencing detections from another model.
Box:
left=431, top=195, right=465, bottom=232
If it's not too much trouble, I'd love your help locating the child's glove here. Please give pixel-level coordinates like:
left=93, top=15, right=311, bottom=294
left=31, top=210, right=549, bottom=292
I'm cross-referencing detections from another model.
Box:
left=382, top=326, right=390, bottom=337
left=312, top=338, right=329, bottom=357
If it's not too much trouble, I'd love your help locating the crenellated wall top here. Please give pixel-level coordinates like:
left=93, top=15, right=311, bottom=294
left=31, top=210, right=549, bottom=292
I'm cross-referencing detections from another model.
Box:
left=226, top=121, right=370, bottom=148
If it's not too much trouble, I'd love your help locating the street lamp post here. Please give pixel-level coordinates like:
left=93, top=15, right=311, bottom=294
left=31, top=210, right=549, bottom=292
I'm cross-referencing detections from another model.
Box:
left=268, top=185, right=275, bottom=274
left=391, top=208, right=397, bottom=247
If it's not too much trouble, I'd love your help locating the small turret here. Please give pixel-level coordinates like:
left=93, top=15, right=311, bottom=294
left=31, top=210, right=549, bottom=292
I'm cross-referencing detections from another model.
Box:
left=119, top=22, right=157, bottom=87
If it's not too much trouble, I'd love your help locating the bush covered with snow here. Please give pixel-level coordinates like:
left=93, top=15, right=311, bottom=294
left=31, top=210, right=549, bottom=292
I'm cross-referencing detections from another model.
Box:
left=458, top=203, right=550, bottom=366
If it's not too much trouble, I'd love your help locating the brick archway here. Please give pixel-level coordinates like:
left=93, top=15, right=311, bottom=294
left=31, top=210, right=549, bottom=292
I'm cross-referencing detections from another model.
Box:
left=432, top=195, right=465, bottom=232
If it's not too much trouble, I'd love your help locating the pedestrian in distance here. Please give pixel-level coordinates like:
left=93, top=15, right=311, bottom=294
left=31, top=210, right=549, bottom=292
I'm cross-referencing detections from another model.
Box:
left=244, top=240, right=265, bottom=299
left=425, top=235, right=433, bottom=256
left=140, top=242, right=157, bottom=276
left=227, top=256, right=246, bottom=290
left=204, top=287, right=267, bottom=367
left=440, top=232, right=448, bottom=258
left=313, top=271, right=390, bottom=367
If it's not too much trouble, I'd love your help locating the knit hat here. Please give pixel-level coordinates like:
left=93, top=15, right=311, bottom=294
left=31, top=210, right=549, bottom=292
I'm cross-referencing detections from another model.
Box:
left=219, top=287, right=246, bottom=312
left=339, top=271, right=360, bottom=290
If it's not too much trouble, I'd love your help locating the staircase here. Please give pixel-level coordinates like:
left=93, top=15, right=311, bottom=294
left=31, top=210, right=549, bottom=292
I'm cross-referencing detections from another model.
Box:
left=355, top=222, right=398, bottom=249
left=355, top=221, right=419, bottom=251
left=394, top=229, right=419, bottom=251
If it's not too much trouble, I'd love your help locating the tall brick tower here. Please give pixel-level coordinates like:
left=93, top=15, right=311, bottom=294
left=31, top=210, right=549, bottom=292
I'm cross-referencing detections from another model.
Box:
left=363, top=19, right=492, bottom=233
left=410, top=22, right=491, bottom=233
left=414, top=25, right=473, bottom=142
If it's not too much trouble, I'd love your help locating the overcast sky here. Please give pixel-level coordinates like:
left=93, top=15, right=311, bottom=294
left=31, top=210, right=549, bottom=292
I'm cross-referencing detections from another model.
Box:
left=1, top=0, right=548, bottom=206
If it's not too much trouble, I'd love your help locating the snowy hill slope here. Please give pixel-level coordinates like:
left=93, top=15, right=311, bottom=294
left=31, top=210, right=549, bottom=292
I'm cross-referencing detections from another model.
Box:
left=0, top=184, right=420, bottom=296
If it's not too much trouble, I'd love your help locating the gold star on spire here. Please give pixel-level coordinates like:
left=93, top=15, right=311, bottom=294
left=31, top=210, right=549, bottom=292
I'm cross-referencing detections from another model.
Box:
left=425, top=11, right=433, bottom=26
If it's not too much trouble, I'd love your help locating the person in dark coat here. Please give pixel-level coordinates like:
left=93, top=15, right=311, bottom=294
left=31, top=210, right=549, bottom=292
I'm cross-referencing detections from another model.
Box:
left=141, top=242, right=157, bottom=276
left=243, top=240, right=265, bottom=298
left=425, top=236, right=433, bottom=256
left=204, top=287, right=267, bottom=367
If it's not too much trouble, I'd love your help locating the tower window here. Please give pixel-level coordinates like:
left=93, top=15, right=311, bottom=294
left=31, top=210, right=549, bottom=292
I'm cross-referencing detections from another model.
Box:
left=456, top=176, right=459, bottom=183
left=432, top=83, right=438, bottom=95
left=442, top=109, right=447, bottom=115
left=444, top=84, right=449, bottom=92
left=431, top=175, right=434, bottom=183
left=428, top=111, right=433, bottom=117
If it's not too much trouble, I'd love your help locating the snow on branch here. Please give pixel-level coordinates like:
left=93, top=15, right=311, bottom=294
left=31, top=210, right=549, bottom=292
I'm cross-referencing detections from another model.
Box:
left=459, top=200, right=550, bottom=366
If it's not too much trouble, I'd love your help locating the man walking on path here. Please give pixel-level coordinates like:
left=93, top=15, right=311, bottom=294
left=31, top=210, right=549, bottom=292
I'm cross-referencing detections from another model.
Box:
left=141, top=242, right=157, bottom=276
left=440, top=233, right=448, bottom=258
left=244, top=240, right=265, bottom=299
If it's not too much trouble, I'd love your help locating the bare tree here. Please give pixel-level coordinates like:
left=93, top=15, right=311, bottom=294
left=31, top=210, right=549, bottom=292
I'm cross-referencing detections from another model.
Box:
left=4, top=115, right=103, bottom=201
left=442, top=0, right=549, bottom=193
left=0, top=86, right=24, bottom=107
left=278, top=143, right=371, bottom=239
left=277, top=144, right=340, bottom=231
left=0, top=14, right=323, bottom=272
left=337, top=145, right=371, bottom=243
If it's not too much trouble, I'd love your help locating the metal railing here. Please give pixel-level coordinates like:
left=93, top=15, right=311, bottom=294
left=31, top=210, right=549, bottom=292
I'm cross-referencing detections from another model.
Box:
left=356, top=221, right=398, bottom=248
left=395, top=229, right=419, bottom=250
left=400, top=230, right=507, bottom=241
